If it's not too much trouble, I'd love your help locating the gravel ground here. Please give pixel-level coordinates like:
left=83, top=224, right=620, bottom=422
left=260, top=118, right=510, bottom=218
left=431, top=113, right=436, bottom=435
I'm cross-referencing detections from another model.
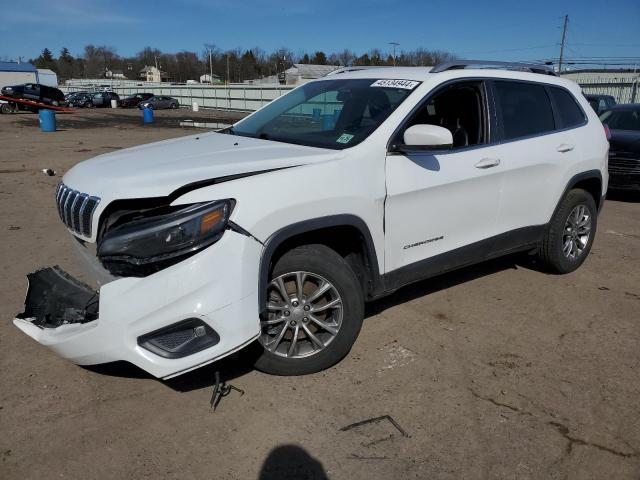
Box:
left=0, top=108, right=639, bottom=479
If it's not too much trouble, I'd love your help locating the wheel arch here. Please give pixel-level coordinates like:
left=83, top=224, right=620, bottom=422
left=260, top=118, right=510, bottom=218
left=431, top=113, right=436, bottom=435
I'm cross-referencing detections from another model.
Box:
left=258, top=215, right=382, bottom=314
left=551, top=170, right=603, bottom=222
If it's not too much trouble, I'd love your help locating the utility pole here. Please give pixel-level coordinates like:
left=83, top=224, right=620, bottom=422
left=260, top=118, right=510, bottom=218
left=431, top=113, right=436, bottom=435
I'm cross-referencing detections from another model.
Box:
left=208, top=47, right=213, bottom=84
left=558, top=14, right=569, bottom=74
left=226, top=54, right=231, bottom=109
left=389, top=42, right=400, bottom=66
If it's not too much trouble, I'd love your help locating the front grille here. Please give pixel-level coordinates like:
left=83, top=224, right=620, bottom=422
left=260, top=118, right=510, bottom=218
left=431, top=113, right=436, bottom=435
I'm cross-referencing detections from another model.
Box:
left=609, top=155, right=640, bottom=176
left=55, top=182, right=100, bottom=237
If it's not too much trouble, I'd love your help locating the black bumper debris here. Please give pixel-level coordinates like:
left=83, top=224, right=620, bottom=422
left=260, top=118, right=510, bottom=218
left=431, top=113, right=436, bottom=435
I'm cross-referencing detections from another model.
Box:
left=17, top=266, right=99, bottom=328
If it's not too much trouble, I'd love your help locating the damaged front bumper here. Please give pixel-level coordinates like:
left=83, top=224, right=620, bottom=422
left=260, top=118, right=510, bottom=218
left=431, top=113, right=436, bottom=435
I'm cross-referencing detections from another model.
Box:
left=17, top=266, right=99, bottom=328
left=14, top=230, right=262, bottom=379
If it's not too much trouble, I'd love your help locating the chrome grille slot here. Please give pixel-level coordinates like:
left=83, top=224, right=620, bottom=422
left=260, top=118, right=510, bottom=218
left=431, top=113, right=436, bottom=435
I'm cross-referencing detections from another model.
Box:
left=55, top=183, right=100, bottom=238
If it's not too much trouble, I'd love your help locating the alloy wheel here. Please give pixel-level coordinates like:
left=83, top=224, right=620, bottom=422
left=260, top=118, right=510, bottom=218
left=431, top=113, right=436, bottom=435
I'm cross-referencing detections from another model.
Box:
left=260, top=271, right=343, bottom=358
left=562, top=204, right=592, bottom=260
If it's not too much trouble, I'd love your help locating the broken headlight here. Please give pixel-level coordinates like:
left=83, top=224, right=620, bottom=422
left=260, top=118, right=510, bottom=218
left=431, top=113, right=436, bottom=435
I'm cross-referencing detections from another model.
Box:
left=98, top=200, right=231, bottom=276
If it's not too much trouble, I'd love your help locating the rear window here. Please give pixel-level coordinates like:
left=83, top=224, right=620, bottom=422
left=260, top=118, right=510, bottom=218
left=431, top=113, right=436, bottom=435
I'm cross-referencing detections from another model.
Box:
left=494, top=81, right=555, bottom=140
left=600, top=108, right=640, bottom=131
left=549, top=87, right=585, bottom=128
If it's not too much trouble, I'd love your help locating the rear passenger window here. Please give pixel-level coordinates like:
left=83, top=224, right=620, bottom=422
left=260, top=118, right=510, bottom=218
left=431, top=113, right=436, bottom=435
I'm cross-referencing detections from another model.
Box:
left=549, top=87, right=585, bottom=128
left=494, top=81, right=555, bottom=140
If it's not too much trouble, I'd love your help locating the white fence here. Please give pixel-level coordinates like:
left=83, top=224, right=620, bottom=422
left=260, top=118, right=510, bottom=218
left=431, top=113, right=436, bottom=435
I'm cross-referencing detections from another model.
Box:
left=568, top=76, right=639, bottom=104
left=63, top=81, right=295, bottom=112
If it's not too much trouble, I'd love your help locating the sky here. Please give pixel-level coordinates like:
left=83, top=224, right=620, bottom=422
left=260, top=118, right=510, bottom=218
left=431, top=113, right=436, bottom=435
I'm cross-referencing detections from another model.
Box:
left=1, top=0, right=639, bottom=67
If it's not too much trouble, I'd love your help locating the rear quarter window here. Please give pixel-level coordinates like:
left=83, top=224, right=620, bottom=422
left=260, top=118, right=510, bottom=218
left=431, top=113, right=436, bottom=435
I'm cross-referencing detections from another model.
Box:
left=494, top=81, right=555, bottom=140
left=548, top=87, right=585, bottom=128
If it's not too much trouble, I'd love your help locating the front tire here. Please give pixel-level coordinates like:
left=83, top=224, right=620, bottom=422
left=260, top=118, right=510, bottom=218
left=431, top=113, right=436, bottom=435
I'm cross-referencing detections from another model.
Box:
left=537, top=188, right=597, bottom=273
left=254, top=244, right=364, bottom=375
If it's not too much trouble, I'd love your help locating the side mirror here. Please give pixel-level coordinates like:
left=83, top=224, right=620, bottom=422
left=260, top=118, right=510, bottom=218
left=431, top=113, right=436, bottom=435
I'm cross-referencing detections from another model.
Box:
left=394, top=124, right=453, bottom=152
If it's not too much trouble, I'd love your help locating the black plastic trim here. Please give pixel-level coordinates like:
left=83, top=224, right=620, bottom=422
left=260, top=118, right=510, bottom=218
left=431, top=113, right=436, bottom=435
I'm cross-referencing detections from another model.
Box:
left=551, top=169, right=603, bottom=219
left=258, top=215, right=382, bottom=312
left=138, top=318, right=220, bottom=359
left=379, top=225, right=545, bottom=295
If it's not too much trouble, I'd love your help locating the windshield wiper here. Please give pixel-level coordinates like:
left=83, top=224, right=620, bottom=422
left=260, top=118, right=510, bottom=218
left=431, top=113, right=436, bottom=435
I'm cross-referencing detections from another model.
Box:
left=220, top=126, right=235, bottom=135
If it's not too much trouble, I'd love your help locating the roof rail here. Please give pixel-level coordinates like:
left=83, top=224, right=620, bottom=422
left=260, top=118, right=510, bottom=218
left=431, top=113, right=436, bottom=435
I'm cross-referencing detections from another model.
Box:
left=431, top=60, right=557, bottom=76
left=325, top=66, right=392, bottom=76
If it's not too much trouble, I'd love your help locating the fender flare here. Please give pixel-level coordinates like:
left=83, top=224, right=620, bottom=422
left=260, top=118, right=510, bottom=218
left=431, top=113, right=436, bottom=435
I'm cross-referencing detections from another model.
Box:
left=550, top=169, right=604, bottom=222
left=257, top=214, right=381, bottom=313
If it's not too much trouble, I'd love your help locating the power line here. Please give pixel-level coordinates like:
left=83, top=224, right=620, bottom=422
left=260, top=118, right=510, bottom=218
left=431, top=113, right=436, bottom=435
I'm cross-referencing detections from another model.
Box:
left=456, top=44, right=557, bottom=55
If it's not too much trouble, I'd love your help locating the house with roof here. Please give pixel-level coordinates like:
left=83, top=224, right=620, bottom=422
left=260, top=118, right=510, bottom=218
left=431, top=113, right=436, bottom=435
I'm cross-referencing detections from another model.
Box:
left=139, top=65, right=169, bottom=83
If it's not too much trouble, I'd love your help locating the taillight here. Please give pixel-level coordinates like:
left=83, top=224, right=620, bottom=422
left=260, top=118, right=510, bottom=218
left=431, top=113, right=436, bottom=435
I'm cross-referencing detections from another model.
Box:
left=603, top=124, right=611, bottom=141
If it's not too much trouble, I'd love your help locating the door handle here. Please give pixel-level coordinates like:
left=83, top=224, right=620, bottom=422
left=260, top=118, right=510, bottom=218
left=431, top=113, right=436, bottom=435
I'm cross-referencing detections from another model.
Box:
left=556, top=143, right=575, bottom=153
left=474, top=158, right=501, bottom=169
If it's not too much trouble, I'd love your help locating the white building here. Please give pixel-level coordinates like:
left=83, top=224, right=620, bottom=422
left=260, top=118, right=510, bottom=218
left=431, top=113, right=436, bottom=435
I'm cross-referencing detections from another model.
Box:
left=246, top=64, right=342, bottom=85
left=105, top=69, right=127, bottom=80
left=139, top=66, right=168, bottom=83
left=200, top=73, right=221, bottom=84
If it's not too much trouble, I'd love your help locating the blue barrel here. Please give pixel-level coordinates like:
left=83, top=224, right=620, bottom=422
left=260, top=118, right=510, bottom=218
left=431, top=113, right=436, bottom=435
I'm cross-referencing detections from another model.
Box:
left=39, top=109, right=56, bottom=132
left=143, top=107, right=154, bottom=124
left=312, top=108, right=321, bottom=121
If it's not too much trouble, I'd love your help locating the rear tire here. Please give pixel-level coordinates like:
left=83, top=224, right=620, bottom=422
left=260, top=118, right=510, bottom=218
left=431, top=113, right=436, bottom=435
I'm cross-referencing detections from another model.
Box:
left=254, top=244, right=364, bottom=375
left=537, top=188, right=597, bottom=273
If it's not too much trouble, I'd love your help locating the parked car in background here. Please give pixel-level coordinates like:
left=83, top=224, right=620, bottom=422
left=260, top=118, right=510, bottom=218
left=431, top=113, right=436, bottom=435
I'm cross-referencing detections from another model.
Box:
left=64, top=91, right=88, bottom=106
left=91, top=91, right=120, bottom=107
left=119, top=93, right=154, bottom=108
left=585, top=94, right=616, bottom=115
left=138, top=95, right=180, bottom=110
left=600, top=104, right=640, bottom=191
left=1, top=83, right=65, bottom=105
left=67, top=93, right=94, bottom=108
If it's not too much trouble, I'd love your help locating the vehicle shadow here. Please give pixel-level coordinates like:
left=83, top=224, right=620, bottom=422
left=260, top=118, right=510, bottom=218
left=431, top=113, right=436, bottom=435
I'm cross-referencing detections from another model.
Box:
left=258, top=444, right=328, bottom=480
left=85, top=253, right=531, bottom=392
left=365, top=253, right=523, bottom=318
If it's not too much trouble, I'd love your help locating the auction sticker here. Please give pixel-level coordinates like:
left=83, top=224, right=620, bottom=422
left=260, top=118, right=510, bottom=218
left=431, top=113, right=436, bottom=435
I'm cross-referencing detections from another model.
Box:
left=336, top=133, right=355, bottom=144
left=371, top=79, right=420, bottom=90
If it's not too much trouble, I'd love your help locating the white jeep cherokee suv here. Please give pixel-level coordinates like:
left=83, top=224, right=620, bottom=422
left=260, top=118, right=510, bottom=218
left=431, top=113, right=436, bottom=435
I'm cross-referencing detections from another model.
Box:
left=15, top=61, right=608, bottom=379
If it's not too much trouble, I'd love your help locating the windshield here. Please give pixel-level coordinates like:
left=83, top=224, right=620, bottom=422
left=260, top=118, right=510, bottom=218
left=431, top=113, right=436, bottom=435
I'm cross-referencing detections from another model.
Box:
left=231, top=78, right=419, bottom=149
left=600, top=108, right=640, bottom=131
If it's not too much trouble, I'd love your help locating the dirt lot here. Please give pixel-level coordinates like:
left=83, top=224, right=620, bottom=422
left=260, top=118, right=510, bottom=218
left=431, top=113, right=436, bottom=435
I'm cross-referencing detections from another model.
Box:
left=0, top=108, right=639, bottom=479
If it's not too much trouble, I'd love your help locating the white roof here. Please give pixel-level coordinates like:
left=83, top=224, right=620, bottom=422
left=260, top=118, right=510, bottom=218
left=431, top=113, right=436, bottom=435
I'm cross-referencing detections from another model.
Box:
left=288, top=64, right=342, bottom=78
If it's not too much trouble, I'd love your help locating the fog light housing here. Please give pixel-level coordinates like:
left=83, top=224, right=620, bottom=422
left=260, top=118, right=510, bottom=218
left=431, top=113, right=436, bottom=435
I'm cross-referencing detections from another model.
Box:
left=138, top=318, right=220, bottom=358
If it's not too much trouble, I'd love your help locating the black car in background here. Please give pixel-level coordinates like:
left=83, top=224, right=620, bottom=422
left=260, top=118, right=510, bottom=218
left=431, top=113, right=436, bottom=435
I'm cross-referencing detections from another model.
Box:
left=119, top=93, right=154, bottom=108
left=67, top=93, right=94, bottom=108
left=585, top=94, right=616, bottom=115
left=600, top=104, right=640, bottom=192
left=138, top=96, right=180, bottom=110
left=69, top=91, right=121, bottom=108
left=1, top=83, right=65, bottom=106
left=64, top=91, right=88, bottom=106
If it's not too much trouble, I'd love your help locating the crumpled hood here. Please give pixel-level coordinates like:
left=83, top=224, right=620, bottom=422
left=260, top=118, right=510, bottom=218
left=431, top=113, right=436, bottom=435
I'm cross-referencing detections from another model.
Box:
left=63, top=131, right=341, bottom=200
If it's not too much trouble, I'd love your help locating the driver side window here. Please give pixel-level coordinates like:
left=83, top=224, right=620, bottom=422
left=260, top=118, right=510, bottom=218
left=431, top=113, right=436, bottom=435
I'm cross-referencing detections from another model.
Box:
left=402, top=81, right=488, bottom=149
